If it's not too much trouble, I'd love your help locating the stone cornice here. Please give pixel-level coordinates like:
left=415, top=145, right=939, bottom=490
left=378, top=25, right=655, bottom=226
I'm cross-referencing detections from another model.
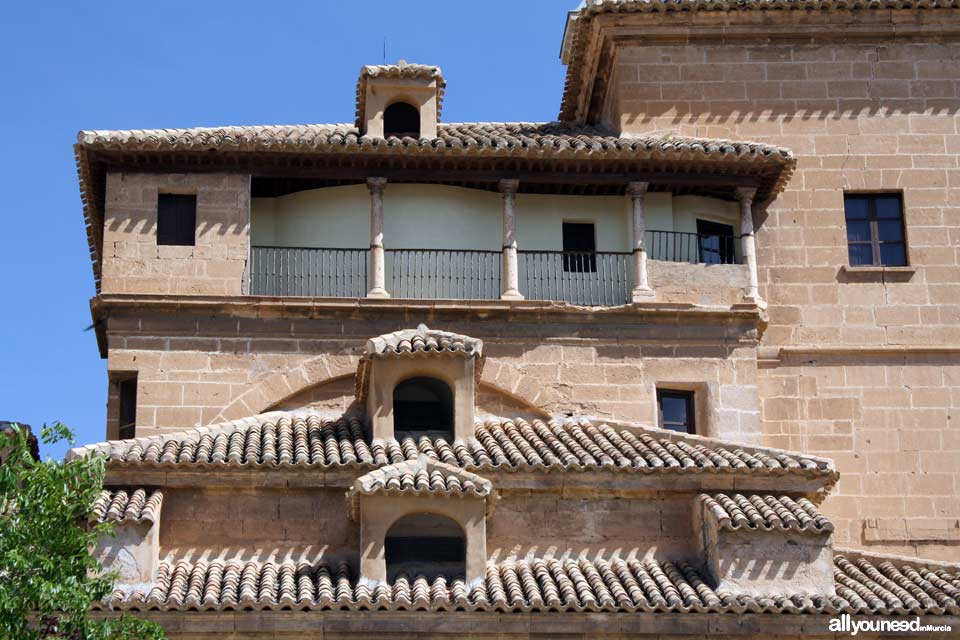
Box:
left=101, top=465, right=833, bottom=497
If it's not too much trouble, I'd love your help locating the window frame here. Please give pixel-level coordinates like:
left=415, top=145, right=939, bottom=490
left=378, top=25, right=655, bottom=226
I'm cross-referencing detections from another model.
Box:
left=695, top=218, right=737, bottom=265
left=656, top=389, right=696, bottom=434
left=843, top=192, right=908, bottom=267
left=157, top=193, right=197, bottom=247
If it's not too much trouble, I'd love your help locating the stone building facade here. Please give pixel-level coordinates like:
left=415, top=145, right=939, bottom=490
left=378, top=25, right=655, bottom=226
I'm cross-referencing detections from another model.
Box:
left=71, top=1, right=960, bottom=637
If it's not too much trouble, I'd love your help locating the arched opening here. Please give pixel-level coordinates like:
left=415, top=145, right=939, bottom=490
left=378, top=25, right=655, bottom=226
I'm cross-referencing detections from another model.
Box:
left=385, top=513, right=465, bottom=581
left=383, top=101, right=421, bottom=138
left=393, top=376, right=453, bottom=438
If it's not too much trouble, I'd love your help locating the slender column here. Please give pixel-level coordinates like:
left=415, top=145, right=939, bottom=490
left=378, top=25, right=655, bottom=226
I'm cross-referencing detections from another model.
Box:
left=736, top=186, right=762, bottom=305
left=366, top=177, right=389, bottom=298
left=499, top=179, right=523, bottom=300
left=628, top=181, right=655, bottom=302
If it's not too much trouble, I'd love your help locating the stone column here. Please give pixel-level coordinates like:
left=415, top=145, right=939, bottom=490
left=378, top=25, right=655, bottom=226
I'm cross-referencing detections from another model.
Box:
left=628, top=181, right=655, bottom=302
left=366, top=177, right=389, bottom=298
left=499, top=179, right=523, bottom=300
left=736, top=187, right=761, bottom=304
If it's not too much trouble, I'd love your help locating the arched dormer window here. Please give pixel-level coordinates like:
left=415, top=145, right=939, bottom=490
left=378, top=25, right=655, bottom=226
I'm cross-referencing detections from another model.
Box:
left=393, top=377, right=453, bottom=438
left=385, top=512, right=465, bottom=581
left=383, top=101, right=420, bottom=138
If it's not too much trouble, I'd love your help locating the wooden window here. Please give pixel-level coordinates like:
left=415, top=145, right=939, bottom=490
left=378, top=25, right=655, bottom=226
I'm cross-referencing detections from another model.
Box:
left=118, top=377, right=137, bottom=440
left=157, top=194, right=196, bottom=246
left=383, top=102, right=420, bottom=138
left=562, top=222, right=596, bottom=272
left=696, top=219, right=736, bottom=265
left=844, top=194, right=907, bottom=267
left=657, top=389, right=695, bottom=434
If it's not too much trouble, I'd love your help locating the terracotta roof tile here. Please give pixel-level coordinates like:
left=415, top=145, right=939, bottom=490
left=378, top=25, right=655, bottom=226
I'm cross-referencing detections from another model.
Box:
left=350, top=457, right=492, bottom=498
left=700, top=493, right=834, bottom=535
left=366, top=325, right=482, bottom=357
left=97, top=553, right=959, bottom=616
left=69, top=414, right=835, bottom=482
left=91, top=489, right=163, bottom=525
left=76, top=122, right=792, bottom=164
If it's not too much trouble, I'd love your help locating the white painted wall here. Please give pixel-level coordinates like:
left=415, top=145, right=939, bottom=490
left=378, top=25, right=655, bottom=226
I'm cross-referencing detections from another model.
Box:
left=250, top=185, right=739, bottom=251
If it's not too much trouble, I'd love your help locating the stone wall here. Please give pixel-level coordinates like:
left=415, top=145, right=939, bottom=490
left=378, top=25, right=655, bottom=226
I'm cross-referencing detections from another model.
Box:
left=101, top=172, right=250, bottom=296
left=607, top=14, right=960, bottom=559
left=103, top=307, right=761, bottom=444
left=155, top=485, right=698, bottom=564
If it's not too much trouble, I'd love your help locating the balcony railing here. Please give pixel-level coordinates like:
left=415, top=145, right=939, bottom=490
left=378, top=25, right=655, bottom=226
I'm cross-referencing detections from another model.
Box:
left=386, top=249, right=502, bottom=300
left=249, top=246, right=368, bottom=297
left=518, top=251, right=633, bottom=306
left=248, top=231, right=741, bottom=302
left=646, top=231, right=740, bottom=265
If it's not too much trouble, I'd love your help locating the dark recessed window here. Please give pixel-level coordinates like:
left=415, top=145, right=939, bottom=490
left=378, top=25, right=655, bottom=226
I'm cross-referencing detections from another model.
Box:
left=562, top=222, right=596, bottom=272
left=844, top=194, right=907, bottom=267
left=657, top=389, right=695, bottom=434
left=383, top=102, right=421, bottom=138
left=696, top=219, right=736, bottom=265
left=157, top=194, right=197, bottom=246
left=393, top=377, right=453, bottom=438
left=385, top=513, right=465, bottom=581
left=118, top=377, right=137, bottom=440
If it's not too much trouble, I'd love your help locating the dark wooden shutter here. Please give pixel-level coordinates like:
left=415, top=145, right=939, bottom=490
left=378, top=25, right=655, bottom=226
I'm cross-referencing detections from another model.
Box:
left=157, top=194, right=197, bottom=246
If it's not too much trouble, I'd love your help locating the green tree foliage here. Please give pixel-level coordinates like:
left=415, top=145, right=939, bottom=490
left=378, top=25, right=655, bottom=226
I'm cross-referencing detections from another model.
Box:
left=0, top=423, right=165, bottom=639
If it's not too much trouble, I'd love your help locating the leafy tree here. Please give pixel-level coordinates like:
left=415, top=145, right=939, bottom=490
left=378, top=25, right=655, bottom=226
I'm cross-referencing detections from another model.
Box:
left=0, top=423, right=165, bottom=639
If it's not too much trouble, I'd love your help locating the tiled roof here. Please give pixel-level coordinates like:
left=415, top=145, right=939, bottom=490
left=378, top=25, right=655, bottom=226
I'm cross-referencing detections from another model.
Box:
left=76, top=122, right=792, bottom=164
left=90, top=489, right=163, bottom=525
left=98, top=552, right=959, bottom=616
left=350, top=457, right=492, bottom=498
left=700, top=493, right=833, bottom=535
left=559, top=0, right=960, bottom=120
left=366, top=325, right=482, bottom=358
left=356, top=61, right=446, bottom=126
left=69, top=413, right=835, bottom=482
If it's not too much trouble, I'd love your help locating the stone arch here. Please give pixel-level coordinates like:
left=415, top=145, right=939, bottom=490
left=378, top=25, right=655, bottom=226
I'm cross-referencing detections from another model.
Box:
left=212, top=353, right=359, bottom=424
left=383, top=100, right=421, bottom=137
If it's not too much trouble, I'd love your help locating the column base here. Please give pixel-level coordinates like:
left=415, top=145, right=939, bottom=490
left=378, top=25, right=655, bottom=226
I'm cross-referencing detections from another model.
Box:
left=743, top=294, right=766, bottom=310
left=631, top=287, right=656, bottom=303
left=366, top=288, right=391, bottom=299
left=500, top=290, right=525, bottom=301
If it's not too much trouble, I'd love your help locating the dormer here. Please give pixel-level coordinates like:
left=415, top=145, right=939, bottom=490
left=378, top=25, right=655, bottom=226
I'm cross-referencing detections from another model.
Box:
left=355, top=60, right=445, bottom=139
left=356, top=325, right=483, bottom=442
left=347, top=456, right=494, bottom=586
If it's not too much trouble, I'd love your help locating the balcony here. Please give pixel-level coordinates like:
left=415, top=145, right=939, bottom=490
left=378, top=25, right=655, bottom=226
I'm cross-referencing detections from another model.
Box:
left=248, top=230, right=742, bottom=306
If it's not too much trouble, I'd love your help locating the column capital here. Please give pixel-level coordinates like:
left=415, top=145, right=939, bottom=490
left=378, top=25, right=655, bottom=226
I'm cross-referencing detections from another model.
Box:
left=367, top=176, right=387, bottom=192
left=734, top=186, right=757, bottom=204
left=626, top=181, right=649, bottom=196
left=498, top=179, right=519, bottom=195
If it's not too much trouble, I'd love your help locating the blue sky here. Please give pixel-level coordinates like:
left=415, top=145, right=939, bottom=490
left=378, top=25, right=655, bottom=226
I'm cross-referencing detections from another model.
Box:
left=0, top=1, right=571, bottom=459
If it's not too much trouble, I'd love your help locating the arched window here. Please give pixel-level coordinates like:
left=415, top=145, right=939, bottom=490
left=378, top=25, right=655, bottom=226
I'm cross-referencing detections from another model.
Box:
left=393, top=377, right=453, bottom=438
left=383, top=101, right=421, bottom=138
left=385, top=513, right=465, bottom=581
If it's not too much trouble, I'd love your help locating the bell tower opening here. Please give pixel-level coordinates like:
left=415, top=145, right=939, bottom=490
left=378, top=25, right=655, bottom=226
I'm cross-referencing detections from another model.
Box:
left=393, top=376, right=453, bottom=438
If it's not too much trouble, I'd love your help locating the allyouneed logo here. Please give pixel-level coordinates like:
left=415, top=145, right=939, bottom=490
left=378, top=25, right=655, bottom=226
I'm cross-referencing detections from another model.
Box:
left=828, top=614, right=953, bottom=635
